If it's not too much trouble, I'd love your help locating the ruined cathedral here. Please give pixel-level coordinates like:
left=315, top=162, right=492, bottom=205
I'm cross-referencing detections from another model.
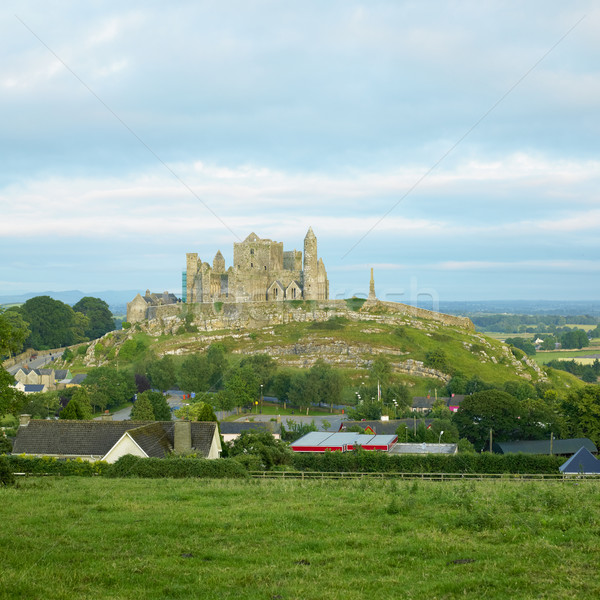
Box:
left=184, top=227, right=329, bottom=303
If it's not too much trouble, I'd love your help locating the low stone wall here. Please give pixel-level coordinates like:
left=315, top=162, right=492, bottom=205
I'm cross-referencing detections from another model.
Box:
left=2, top=346, right=66, bottom=370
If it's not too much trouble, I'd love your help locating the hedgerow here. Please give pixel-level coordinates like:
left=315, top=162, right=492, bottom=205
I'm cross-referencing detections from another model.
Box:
left=105, top=455, right=249, bottom=479
left=5, top=455, right=109, bottom=476
left=291, top=450, right=565, bottom=474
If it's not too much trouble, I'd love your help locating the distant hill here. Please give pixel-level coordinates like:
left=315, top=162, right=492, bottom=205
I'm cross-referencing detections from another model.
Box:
left=0, top=290, right=141, bottom=314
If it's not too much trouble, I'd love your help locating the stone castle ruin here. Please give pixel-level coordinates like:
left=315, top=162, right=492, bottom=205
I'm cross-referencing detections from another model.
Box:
left=183, top=227, right=329, bottom=303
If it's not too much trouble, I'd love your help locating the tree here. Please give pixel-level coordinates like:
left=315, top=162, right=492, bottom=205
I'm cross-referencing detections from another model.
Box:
left=348, top=400, right=382, bottom=421
left=21, top=391, right=61, bottom=419
left=424, top=348, right=450, bottom=372
left=240, top=354, right=277, bottom=389
left=280, top=419, right=318, bottom=442
left=562, top=385, right=600, bottom=445
left=206, top=344, right=228, bottom=388
left=147, top=356, right=177, bottom=391
left=369, top=356, right=392, bottom=384
left=446, top=374, right=468, bottom=395
left=518, top=398, right=561, bottom=440
left=83, top=367, right=136, bottom=409
left=135, top=373, right=152, bottom=394
left=453, top=390, right=522, bottom=450
left=0, top=368, right=25, bottom=417
left=72, top=297, right=115, bottom=340
left=177, top=354, right=212, bottom=393
left=503, top=381, right=536, bottom=401
left=227, top=431, right=292, bottom=470
left=60, top=397, right=86, bottom=420
left=175, top=401, right=217, bottom=421
left=0, top=308, right=30, bottom=356
left=560, top=330, right=588, bottom=350
left=505, top=337, right=536, bottom=356
left=224, top=365, right=259, bottom=411
left=131, top=393, right=155, bottom=420
left=270, top=370, right=293, bottom=402
left=145, top=391, right=171, bottom=421
left=19, top=296, right=81, bottom=349
left=118, top=338, right=148, bottom=363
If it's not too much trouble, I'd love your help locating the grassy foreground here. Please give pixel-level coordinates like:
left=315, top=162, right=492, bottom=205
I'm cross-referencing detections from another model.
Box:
left=2, top=478, right=600, bottom=600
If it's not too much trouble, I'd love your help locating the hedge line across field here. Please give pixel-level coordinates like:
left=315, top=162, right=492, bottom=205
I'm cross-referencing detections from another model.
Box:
left=5, top=455, right=248, bottom=479
left=291, top=451, right=566, bottom=474
left=4, top=451, right=566, bottom=478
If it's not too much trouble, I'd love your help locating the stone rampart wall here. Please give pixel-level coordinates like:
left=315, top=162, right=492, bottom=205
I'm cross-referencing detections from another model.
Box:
left=145, top=299, right=474, bottom=334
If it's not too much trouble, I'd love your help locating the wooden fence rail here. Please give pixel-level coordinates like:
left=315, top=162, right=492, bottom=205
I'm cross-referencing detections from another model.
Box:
left=248, top=471, right=599, bottom=481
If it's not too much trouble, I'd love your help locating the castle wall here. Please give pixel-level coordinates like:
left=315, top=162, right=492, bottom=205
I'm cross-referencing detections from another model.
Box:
left=187, top=230, right=328, bottom=305
left=145, top=299, right=474, bottom=332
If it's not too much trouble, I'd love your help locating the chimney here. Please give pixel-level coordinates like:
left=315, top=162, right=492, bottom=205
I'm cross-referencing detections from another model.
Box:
left=100, top=411, right=113, bottom=422
left=174, top=420, right=192, bottom=454
left=19, top=414, right=31, bottom=427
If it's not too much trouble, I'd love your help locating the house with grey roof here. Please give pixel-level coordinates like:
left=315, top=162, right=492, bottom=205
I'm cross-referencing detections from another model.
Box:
left=12, top=417, right=221, bottom=462
left=492, top=438, right=597, bottom=456
left=66, top=373, right=87, bottom=387
left=559, top=447, right=600, bottom=475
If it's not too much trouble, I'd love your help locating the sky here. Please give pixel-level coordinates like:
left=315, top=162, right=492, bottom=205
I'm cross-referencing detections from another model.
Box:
left=1, top=1, right=599, bottom=303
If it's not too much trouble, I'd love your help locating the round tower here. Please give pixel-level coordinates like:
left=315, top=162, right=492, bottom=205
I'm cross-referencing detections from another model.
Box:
left=303, top=226, right=317, bottom=300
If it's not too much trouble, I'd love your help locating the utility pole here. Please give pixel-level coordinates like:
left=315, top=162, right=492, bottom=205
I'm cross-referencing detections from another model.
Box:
left=489, top=428, right=493, bottom=453
left=550, top=432, right=554, bottom=456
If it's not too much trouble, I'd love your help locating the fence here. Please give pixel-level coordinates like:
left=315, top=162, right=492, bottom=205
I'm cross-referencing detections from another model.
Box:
left=249, top=471, right=598, bottom=481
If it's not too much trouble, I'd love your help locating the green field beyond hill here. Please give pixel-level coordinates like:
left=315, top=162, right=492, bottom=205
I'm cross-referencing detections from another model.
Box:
left=1, top=478, right=599, bottom=599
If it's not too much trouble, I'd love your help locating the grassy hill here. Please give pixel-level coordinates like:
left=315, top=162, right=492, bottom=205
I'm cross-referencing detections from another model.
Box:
left=55, top=301, right=583, bottom=398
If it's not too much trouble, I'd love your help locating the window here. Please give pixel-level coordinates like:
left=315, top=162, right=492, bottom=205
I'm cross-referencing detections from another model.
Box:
left=250, top=249, right=254, bottom=255
left=251, top=263, right=253, bottom=268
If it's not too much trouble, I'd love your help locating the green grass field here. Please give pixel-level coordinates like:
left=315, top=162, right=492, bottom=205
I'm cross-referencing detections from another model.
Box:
left=535, top=349, right=600, bottom=364
left=2, top=477, right=600, bottom=599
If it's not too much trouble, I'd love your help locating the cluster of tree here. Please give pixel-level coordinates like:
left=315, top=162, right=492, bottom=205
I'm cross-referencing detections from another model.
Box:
left=546, top=359, right=600, bottom=383
left=452, top=384, right=600, bottom=450
left=506, top=329, right=591, bottom=357
left=472, top=314, right=599, bottom=334
left=0, top=296, right=115, bottom=354
left=348, top=356, right=411, bottom=420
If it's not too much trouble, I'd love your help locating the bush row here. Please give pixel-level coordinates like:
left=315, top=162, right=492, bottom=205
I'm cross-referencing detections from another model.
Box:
left=106, top=455, right=249, bottom=478
left=4, top=452, right=565, bottom=478
left=5, top=454, right=248, bottom=479
left=291, top=451, right=566, bottom=474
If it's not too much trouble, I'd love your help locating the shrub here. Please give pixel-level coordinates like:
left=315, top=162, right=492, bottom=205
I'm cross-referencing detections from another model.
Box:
left=106, top=455, right=249, bottom=479
left=4, top=455, right=108, bottom=476
left=310, top=316, right=348, bottom=330
left=345, top=297, right=367, bottom=311
left=291, top=450, right=564, bottom=474
left=0, top=437, right=13, bottom=454
left=0, top=456, right=15, bottom=486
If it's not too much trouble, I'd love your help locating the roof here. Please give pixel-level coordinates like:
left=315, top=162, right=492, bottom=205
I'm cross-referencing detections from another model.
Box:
left=24, top=384, right=45, bottom=393
left=127, top=423, right=173, bottom=458
left=342, top=419, right=434, bottom=435
left=411, top=396, right=465, bottom=408
left=389, top=443, right=458, bottom=455
left=494, top=438, right=597, bottom=456
left=54, top=370, right=69, bottom=379
left=291, top=431, right=397, bottom=452
left=220, top=422, right=279, bottom=434
left=559, top=447, right=600, bottom=474
left=69, top=374, right=87, bottom=384
left=12, top=420, right=218, bottom=459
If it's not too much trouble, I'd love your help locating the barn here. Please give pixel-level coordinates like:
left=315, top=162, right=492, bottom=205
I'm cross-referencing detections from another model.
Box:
left=290, top=431, right=397, bottom=453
